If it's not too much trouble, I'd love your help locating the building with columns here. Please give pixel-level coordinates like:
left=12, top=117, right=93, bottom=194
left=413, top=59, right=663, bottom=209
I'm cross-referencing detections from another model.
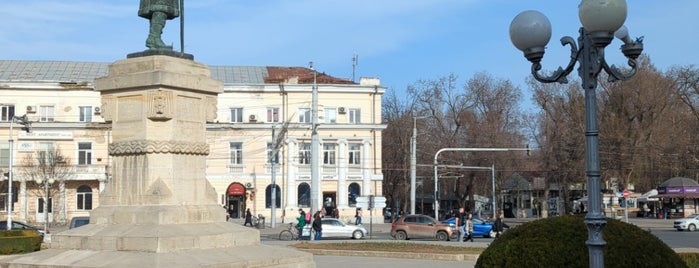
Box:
left=0, top=60, right=386, bottom=226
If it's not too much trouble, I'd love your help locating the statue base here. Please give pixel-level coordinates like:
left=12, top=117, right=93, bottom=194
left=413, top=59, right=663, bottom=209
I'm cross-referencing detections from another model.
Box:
left=127, top=49, right=194, bottom=60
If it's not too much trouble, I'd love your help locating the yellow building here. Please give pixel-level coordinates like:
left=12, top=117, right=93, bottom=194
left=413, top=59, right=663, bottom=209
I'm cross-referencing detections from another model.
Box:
left=0, top=60, right=386, bottom=226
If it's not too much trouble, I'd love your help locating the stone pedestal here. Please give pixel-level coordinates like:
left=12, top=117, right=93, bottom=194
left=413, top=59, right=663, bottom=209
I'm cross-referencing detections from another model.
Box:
left=0, top=56, right=314, bottom=267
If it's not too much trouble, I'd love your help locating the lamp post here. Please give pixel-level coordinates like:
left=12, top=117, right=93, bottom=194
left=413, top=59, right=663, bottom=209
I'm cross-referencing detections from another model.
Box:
left=509, top=1, right=643, bottom=267
left=6, top=114, right=31, bottom=230
left=410, top=115, right=430, bottom=215
left=35, top=176, right=55, bottom=234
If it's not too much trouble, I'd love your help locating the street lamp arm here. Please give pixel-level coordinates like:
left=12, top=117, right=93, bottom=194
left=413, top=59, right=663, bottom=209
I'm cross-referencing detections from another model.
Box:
left=531, top=36, right=578, bottom=84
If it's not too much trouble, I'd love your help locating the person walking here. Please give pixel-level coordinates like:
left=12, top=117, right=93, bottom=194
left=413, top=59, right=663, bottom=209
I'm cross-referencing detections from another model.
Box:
left=297, top=209, right=307, bottom=240
left=355, top=208, right=363, bottom=225
left=244, top=208, right=253, bottom=227
left=456, top=207, right=467, bottom=242
left=493, top=212, right=508, bottom=238
left=312, top=211, right=323, bottom=240
left=464, top=213, right=474, bottom=242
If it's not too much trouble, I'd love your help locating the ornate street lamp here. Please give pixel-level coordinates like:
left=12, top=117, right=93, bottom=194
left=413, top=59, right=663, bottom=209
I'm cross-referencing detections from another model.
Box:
left=509, top=1, right=643, bottom=267
left=35, top=176, right=55, bottom=234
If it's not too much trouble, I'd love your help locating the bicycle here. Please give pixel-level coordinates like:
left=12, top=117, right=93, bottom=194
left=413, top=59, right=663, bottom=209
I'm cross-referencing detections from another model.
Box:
left=279, top=223, right=300, bottom=241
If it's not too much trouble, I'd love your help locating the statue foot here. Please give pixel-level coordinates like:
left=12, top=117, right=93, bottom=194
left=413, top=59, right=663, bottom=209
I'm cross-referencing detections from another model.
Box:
left=146, top=36, right=173, bottom=50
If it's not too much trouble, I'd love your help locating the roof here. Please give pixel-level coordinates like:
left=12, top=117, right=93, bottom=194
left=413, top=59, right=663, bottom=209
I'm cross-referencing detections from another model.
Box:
left=0, top=60, right=355, bottom=85
left=659, top=177, right=699, bottom=187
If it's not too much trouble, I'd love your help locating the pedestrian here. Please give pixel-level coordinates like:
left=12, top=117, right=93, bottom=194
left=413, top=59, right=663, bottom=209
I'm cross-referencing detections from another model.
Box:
left=456, top=207, right=467, bottom=242
left=333, top=208, right=339, bottom=219
left=493, top=213, right=508, bottom=238
left=244, top=208, right=253, bottom=227
left=355, top=208, right=363, bottom=225
left=464, top=213, right=474, bottom=242
left=312, top=211, right=323, bottom=240
left=297, top=209, right=307, bottom=239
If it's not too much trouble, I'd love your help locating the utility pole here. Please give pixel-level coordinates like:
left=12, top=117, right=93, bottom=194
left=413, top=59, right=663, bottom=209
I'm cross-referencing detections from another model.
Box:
left=310, top=62, right=320, bottom=220
left=270, top=125, right=277, bottom=228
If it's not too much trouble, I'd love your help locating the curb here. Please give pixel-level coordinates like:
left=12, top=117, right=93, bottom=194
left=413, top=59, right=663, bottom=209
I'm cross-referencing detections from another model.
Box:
left=299, top=249, right=480, bottom=262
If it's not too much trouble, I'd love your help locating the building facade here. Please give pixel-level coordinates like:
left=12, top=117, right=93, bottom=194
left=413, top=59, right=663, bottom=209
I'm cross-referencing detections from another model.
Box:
left=0, top=60, right=386, bottom=226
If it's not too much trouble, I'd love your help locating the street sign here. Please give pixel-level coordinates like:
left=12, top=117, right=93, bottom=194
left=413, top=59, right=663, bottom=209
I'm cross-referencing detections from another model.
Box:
left=623, top=190, right=629, bottom=198
left=355, top=196, right=386, bottom=209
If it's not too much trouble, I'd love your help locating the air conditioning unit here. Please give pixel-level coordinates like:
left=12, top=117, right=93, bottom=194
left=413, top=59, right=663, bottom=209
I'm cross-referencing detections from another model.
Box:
left=245, top=182, right=254, bottom=189
left=26, top=105, right=36, bottom=113
left=338, top=107, right=347, bottom=114
left=94, top=107, right=101, bottom=114
left=249, top=114, right=257, bottom=122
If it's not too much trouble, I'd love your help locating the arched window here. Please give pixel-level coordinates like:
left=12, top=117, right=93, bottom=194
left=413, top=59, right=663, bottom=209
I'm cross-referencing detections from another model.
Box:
left=298, top=183, right=310, bottom=208
left=265, top=184, right=281, bottom=208
left=348, top=183, right=360, bottom=207
left=76, top=185, right=93, bottom=210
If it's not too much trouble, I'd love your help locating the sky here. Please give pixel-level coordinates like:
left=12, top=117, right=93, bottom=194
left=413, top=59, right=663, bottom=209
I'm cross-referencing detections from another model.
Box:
left=1, top=0, right=698, bottom=112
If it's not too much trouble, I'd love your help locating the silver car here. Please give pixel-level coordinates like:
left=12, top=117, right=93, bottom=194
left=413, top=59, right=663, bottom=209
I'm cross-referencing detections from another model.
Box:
left=674, top=213, right=699, bottom=231
left=320, top=218, right=368, bottom=239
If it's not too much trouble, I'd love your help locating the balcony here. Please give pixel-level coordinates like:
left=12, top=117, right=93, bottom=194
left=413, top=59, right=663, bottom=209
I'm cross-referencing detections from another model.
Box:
left=227, top=164, right=246, bottom=175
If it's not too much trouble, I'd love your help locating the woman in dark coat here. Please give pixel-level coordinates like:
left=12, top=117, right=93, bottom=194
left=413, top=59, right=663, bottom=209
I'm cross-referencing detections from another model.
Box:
left=244, top=208, right=253, bottom=227
left=312, top=211, right=323, bottom=240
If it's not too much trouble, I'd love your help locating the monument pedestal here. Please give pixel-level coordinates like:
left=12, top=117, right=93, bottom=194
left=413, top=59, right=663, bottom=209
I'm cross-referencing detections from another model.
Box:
left=0, top=56, right=314, bottom=267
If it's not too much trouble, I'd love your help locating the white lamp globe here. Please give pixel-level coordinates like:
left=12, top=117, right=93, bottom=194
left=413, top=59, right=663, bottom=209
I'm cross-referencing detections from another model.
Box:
left=509, top=10, right=552, bottom=52
left=579, top=0, right=627, bottom=33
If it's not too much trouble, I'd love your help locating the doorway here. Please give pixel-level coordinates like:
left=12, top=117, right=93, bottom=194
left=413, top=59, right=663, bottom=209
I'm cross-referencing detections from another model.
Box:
left=226, top=182, right=247, bottom=219
left=323, top=192, right=337, bottom=217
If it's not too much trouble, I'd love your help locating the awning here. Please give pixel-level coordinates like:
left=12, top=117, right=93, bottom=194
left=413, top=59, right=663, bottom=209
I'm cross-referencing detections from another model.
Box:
left=652, top=193, right=699, bottom=199
left=638, top=189, right=659, bottom=202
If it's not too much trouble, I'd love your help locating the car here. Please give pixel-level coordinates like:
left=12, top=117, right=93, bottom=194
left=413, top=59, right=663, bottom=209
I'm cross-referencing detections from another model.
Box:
left=0, top=220, right=45, bottom=237
left=320, top=218, right=368, bottom=239
left=69, top=216, right=90, bottom=229
left=442, top=217, right=497, bottom=238
left=674, top=213, right=699, bottom=231
left=390, top=214, right=454, bottom=241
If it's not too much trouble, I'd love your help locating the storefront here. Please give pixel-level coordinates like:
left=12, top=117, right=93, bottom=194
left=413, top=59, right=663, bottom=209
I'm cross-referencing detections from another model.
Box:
left=653, top=177, right=699, bottom=218
left=226, top=182, right=247, bottom=219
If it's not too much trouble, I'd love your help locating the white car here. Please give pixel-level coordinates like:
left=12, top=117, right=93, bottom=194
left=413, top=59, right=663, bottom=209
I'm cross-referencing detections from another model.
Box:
left=674, top=213, right=699, bottom=231
left=320, top=218, right=368, bottom=239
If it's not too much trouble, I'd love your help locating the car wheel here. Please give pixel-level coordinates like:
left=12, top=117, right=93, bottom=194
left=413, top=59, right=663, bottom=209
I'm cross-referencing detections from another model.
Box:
left=395, top=231, right=407, bottom=240
left=352, top=230, right=363, bottom=239
left=487, top=230, right=496, bottom=238
left=689, top=224, right=697, bottom=232
left=436, top=231, right=449, bottom=241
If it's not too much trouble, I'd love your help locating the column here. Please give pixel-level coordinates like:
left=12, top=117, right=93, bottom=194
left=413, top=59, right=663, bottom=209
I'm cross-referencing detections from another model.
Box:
left=362, top=140, right=372, bottom=196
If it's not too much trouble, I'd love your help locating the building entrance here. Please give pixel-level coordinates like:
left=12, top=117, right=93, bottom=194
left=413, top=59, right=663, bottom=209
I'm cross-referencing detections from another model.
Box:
left=226, top=182, right=246, bottom=219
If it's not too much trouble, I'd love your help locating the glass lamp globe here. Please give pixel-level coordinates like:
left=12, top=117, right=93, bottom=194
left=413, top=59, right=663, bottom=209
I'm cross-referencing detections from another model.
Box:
left=579, top=0, right=627, bottom=33
left=509, top=10, right=552, bottom=52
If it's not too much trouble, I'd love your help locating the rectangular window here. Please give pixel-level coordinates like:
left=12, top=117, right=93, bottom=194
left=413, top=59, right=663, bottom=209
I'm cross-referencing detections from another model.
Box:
left=37, top=142, right=55, bottom=163
left=0, top=143, right=8, bottom=168
left=39, top=105, right=55, bottom=122
left=323, top=143, right=336, bottom=165
left=298, top=108, right=311, bottom=123
left=325, top=108, right=337, bottom=124
left=266, top=107, right=280, bottom=123
left=79, top=106, right=93, bottom=122
left=298, top=142, right=311, bottom=165
left=229, top=142, right=243, bottom=165
left=230, top=108, right=243, bottom=123
left=349, top=108, right=361, bottom=124
left=266, top=142, right=279, bottom=164
left=38, top=197, right=53, bottom=213
left=78, top=142, right=92, bottom=165
left=77, top=192, right=93, bottom=210
left=0, top=105, right=15, bottom=121
left=349, top=143, right=361, bottom=165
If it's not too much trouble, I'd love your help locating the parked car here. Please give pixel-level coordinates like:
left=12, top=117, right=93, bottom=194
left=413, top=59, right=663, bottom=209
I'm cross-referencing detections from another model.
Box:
left=69, top=216, right=90, bottom=229
left=442, top=217, right=497, bottom=238
left=0, top=220, right=45, bottom=237
left=320, top=218, right=368, bottom=239
left=390, top=214, right=454, bottom=241
left=674, top=213, right=699, bottom=231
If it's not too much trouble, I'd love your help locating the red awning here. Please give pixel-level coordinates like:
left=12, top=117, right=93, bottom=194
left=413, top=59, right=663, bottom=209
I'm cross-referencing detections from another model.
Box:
left=227, top=183, right=246, bottom=196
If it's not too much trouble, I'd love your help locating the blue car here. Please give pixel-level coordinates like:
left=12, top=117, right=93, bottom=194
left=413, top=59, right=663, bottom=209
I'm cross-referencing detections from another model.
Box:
left=442, top=217, right=496, bottom=238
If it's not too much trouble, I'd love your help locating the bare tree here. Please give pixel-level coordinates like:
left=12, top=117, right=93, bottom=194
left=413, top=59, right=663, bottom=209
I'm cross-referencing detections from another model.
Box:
left=21, top=148, right=72, bottom=228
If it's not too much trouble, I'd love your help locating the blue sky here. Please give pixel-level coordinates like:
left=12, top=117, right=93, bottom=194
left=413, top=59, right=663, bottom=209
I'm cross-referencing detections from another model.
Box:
left=1, top=0, right=697, bottom=111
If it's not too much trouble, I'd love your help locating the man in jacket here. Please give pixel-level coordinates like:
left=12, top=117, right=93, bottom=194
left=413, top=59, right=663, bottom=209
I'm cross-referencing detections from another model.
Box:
left=139, top=0, right=179, bottom=50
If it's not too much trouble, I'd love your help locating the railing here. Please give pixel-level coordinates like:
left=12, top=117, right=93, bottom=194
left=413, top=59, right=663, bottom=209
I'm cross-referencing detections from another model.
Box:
left=227, top=164, right=246, bottom=174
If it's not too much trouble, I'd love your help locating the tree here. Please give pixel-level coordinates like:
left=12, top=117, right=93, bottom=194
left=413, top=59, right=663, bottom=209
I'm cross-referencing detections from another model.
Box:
left=21, top=148, right=72, bottom=227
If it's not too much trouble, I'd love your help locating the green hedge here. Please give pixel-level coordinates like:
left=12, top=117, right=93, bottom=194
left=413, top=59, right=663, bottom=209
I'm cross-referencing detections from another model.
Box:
left=476, top=215, right=688, bottom=268
left=0, top=230, right=42, bottom=254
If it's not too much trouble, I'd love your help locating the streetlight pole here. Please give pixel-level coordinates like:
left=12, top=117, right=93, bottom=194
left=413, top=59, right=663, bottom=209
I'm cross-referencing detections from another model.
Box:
left=410, top=116, right=430, bottom=215
left=6, top=114, right=31, bottom=231
left=510, top=1, right=643, bottom=267
left=432, top=147, right=528, bottom=220
left=35, top=176, right=55, bottom=234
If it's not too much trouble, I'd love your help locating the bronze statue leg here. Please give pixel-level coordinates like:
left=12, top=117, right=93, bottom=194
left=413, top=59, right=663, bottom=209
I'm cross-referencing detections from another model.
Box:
left=146, top=11, right=172, bottom=50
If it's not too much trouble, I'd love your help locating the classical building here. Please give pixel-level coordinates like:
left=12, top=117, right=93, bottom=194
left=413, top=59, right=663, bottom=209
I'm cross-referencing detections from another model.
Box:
left=0, top=60, right=386, bottom=226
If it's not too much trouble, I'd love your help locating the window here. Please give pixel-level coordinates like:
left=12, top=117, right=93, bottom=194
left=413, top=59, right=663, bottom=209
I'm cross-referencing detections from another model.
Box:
left=76, top=185, right=93, bottom=210
left=266, top=107, right=280, bottom=123
left=78, top=142, right=92, bottom=165
left=39, top=105, right=55, bottom=122
left=0, top=104, right=14, bottom=121
left=229, top=142, right=243, bottom=165
left=298, top=142, right=311, bottom=164
left=349, top=143, right=361, bottom=165
left=348, top=183, right=361, bottom=207
left=0, top=143, right=8, bottom=168
left=266, top=142, right=280, bottom=164
left=0, top=187, right=17, bottom=212
left=298, top=108, right=311, bottom=123
left=79, top=106, right=93, bottom=122
left=38, top=197, right=52, bottom=213
left=265, top=184, right=281, bottom=208
left=325, top=108, right=337, bottom=124
left=348, top=108, right=361, bottom=124
left=323, top=143, right=336, bottom=165
left=230, top=108, right=243, bottom=123
left=37, top=142, right=55, bottom=163
left=298, top=183, right=310, bottom=208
